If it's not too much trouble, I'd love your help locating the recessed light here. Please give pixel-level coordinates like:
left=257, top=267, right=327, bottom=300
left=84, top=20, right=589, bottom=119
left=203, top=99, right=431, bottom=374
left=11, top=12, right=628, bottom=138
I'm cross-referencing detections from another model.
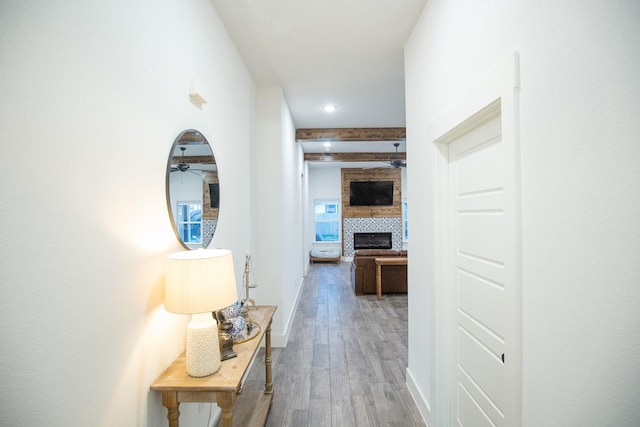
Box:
left=323, top=105, right=337, bottom=113
left=323, top=142, right=331, bottom=148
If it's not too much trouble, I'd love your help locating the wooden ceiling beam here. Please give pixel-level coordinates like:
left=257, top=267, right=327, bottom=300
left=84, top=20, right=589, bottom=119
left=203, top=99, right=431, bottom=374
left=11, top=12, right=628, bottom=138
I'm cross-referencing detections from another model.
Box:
left=171, top=155, right=216, bottom=164
left=304, top=152, right=406, bottom=162
left=296, top=127, right=406, bottom=142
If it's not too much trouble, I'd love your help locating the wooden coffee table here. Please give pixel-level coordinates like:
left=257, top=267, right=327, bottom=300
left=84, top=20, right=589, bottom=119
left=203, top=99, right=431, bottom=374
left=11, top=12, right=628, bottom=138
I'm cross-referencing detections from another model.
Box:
left=374, top=257, right=408, bottom=300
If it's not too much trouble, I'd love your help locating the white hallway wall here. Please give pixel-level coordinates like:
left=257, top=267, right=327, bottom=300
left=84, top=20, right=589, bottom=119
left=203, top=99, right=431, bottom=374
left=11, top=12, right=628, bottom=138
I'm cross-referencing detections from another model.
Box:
left=252, top=86, right=306, bottom=347
left=405, top=0, right=640, bottom=426
left=0, top=0, right=254, bottom=426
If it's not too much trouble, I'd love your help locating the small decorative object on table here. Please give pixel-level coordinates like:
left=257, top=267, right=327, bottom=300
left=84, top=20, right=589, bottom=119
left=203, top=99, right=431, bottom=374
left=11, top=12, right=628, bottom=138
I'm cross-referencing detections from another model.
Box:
left=213, top=254, right=261, bottom=355
left=241, top=254, right=258, bottom=312
left=216, top=300, right=261, bottom=355
left=213, top=309, right=237, bottom=361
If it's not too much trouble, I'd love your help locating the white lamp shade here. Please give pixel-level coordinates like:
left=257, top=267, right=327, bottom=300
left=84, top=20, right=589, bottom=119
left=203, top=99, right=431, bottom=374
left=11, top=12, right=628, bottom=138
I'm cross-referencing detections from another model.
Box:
left=165, top=249, right=238, bottom=314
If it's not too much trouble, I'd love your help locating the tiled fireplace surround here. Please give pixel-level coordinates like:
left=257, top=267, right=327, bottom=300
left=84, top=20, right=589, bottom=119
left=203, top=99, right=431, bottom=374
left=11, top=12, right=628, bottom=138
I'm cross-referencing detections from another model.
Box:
left=343, top=217, right=403, bottom=257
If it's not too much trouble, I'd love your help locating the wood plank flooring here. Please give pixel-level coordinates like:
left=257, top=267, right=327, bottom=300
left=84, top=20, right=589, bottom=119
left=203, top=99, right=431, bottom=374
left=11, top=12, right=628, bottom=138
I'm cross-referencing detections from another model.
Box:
left=242, top=261, right=425, bottom=427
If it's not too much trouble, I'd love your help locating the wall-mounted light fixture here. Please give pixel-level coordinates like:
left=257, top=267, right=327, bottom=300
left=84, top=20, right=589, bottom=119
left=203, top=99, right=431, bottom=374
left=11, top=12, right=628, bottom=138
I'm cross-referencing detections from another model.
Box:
left=189, top=78, right=208, bottom=105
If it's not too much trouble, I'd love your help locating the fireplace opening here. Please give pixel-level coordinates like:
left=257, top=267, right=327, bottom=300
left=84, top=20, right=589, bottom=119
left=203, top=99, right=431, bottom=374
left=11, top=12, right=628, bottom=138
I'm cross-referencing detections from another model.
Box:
left=353, top=232, right=392, bottom=250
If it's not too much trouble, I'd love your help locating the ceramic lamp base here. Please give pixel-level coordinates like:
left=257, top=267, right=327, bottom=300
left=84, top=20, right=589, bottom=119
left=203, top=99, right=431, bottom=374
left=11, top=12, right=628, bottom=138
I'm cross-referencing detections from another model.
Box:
left=186, top=312, right=220, bottom=377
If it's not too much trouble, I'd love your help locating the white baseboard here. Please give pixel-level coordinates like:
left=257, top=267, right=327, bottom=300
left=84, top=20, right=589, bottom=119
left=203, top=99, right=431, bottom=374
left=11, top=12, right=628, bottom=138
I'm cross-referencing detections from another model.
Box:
left=256, top=274, right=305, bottom=348
left=406, top=367, right=431, bottom=427
left=271, top=332, right=288, bottom=348
left=274, top=274, right=304, bottom=347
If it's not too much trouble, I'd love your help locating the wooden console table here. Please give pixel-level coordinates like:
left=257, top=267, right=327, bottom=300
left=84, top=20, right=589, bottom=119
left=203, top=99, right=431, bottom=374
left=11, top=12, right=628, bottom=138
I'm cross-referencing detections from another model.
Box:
left=374, top=257, right=408, bottom=300
left=151, top=305, right=277, bottom=427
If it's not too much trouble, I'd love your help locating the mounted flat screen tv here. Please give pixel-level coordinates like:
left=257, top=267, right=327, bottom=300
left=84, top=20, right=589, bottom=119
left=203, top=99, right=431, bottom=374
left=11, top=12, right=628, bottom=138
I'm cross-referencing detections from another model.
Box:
left=208, top=183, right=220, bottom=208
left=349, top=181, right=394, bottom=206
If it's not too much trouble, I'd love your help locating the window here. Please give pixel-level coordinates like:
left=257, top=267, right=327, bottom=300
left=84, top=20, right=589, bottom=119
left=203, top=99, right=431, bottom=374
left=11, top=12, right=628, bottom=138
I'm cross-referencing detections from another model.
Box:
left=402, top=198, right=408, bottom=242
left=177, top=202, right=202, bottom=244
left=314, top=200, right=340, bottom=242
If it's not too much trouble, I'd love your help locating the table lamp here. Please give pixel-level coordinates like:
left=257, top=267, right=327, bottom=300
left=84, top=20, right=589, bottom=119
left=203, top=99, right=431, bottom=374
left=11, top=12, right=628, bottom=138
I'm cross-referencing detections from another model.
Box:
left=165, top=248, right=238, bottom=377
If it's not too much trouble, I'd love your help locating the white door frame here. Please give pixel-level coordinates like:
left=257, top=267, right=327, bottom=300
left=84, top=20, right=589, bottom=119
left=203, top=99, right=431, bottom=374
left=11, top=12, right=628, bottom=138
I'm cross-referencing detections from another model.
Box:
left=430, top=53, right=522, bottom=426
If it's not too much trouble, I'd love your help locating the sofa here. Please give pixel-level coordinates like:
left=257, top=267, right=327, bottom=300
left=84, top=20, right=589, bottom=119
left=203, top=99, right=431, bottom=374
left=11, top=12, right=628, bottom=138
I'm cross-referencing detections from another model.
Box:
left=350, top=249, right=407, bottom=295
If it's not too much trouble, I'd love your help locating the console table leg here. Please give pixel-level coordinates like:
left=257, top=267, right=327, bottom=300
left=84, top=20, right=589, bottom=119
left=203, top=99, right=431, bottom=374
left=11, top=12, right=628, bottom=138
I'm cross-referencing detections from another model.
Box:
left=162, top=392, right=180, bottom=427
left=218, top=392, right=235, bottom=427
left=265, top=322, right=273, bottom=394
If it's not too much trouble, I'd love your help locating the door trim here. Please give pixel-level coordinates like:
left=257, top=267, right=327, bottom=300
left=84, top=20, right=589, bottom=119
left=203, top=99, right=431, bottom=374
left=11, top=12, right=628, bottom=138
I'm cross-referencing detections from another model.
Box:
left=430, top=52, right=522, bottom=426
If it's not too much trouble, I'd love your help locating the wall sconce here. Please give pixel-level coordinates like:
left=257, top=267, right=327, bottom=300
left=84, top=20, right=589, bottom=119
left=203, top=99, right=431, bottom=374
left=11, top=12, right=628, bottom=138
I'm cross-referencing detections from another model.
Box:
left=164, top=249, right=238, bottom=377
left=188, top=77, right=208, bottom=105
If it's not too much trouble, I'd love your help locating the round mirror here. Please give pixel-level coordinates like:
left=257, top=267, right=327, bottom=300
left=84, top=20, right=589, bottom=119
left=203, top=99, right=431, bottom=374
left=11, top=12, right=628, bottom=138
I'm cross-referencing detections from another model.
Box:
left=166, top=129, right=218, bottom=249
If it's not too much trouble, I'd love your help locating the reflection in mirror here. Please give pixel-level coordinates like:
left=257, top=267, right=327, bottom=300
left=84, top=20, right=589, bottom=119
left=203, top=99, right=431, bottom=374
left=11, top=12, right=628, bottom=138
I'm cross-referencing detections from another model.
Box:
left=166, top=129, right=218, bottom=249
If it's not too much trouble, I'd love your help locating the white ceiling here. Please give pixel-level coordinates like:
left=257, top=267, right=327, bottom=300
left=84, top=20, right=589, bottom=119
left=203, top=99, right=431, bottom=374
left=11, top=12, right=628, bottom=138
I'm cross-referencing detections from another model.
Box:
left=210, top=0, right=427, bottom=151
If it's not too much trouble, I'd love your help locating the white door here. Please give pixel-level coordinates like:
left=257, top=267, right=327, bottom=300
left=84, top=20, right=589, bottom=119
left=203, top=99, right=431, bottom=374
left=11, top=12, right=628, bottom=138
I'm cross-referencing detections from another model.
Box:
left=448, top=112, right=517, bottom=426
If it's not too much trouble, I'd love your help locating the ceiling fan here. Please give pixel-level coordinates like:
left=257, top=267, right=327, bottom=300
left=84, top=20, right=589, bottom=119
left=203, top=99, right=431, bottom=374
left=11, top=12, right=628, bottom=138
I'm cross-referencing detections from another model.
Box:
left=362, top=143, right=407, bottom=169
left=170, top=147, right=190, bottom=172
left=387, top=143, right=407, bottom=168
left=170, top=145, right=217, bottom=180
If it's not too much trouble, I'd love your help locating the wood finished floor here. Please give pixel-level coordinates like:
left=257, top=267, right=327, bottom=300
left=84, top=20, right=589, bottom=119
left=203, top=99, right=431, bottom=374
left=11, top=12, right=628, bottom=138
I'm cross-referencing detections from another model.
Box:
left=242, top=261, right=425, bottom=427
